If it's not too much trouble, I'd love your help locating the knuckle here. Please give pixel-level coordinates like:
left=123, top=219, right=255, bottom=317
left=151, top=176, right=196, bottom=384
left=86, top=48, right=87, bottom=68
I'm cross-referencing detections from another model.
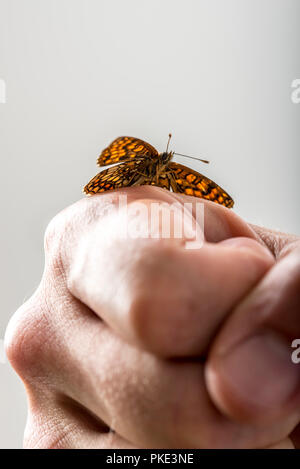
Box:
left=44, top=197, right=104, bottom=255
left=43, top=198, right=96, bottom=274
left=43, top=209, right=70, bottom=257
left=43, top=200, right=83, bottom=255
left=43, top=208, right=75, bottom=275
left=43, top=213, right=64, bottom=255
left=5, top=295, right=51, bottom=380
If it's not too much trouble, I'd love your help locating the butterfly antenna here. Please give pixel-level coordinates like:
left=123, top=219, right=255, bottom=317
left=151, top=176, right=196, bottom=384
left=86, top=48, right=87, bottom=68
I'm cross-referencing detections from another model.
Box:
left=173, top=153, right=209, bottom=164
left=166, top=133, right=172, bottom=153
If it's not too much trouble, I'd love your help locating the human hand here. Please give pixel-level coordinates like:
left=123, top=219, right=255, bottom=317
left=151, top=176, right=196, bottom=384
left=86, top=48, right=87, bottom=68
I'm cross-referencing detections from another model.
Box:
left=5, top=186, right=299, bottom=448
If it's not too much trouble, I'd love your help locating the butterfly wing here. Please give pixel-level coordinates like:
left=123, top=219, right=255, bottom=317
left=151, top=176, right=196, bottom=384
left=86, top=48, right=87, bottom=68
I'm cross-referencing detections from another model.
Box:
left=84, top=159, right=149, bottom=194
left=168, top=162, right=234, bottom=208
left=84, top=159, right=171, bottom=195
left=97, top=136, right=159, bottom=167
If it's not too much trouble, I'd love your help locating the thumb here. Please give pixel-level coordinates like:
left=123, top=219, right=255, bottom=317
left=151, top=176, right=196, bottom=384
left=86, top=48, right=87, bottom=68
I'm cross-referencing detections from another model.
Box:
left=205, top=232, right=300, bottom=431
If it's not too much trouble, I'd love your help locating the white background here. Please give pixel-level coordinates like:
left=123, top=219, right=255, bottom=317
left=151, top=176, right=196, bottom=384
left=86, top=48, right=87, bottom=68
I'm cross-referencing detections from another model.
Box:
left=0, top=0, right=299, bottom=448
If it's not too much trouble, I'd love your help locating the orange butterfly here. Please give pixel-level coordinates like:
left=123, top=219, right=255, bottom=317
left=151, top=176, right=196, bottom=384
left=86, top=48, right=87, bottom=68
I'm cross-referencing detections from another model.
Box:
left=83, top=135, right=234, bottom=208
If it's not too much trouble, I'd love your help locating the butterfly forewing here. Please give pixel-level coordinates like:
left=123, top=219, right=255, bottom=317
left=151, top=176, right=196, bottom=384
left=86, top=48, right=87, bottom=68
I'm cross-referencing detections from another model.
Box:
left=168, top=162, right=234, bottom=208
left=97, top=136, right=159, bottom=167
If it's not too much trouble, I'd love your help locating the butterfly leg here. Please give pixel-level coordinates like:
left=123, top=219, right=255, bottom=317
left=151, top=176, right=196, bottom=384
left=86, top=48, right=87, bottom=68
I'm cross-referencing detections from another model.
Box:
left=136, top=170, right=149, bottom=178
left=167, top=172, right=181, bottom=193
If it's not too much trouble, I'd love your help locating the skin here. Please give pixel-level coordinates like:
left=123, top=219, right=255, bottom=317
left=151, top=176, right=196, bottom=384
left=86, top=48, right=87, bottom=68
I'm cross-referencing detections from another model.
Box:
left=4, top=186, right=300, bottom=449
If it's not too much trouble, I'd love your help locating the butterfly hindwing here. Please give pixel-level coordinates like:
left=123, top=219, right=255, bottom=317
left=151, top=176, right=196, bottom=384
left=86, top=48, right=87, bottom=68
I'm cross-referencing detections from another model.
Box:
left=84, top=159, right=148, bottom=194
left=97, top=136, right=159, bottom=167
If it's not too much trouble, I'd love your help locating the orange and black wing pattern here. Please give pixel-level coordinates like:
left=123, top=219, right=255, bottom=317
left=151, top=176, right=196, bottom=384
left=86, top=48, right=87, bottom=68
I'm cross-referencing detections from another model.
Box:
left=83, top=159, right=148, bottom=194
left=168, top=162, right=234, bottom=208
left=97, top=136, right=159, bottom=167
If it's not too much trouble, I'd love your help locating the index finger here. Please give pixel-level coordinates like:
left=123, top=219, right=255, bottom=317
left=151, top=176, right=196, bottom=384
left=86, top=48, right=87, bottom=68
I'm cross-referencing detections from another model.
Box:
left=53, top=186, right=274, bottom=357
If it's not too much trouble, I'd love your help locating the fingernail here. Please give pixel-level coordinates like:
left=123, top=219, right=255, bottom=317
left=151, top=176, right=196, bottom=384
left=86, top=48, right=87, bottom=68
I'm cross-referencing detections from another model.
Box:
left=219, top=332, right=300, bottom=410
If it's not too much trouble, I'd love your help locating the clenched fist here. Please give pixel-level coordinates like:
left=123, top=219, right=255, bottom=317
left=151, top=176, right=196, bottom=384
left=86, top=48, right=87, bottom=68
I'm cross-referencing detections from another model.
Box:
left=5, top=186, right=300, bottom=448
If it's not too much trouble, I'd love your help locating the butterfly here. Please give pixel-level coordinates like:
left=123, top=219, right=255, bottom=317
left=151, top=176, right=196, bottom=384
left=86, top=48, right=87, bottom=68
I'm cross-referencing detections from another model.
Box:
left=83, top=135, right=234, bottom=208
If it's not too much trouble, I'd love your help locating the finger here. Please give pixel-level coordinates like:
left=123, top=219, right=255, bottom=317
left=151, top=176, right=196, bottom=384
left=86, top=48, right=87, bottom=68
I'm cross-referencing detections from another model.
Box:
left=26, top=303, right=292, bottom=449
left=5, top=235, right=286, bottom=449
left=63, top=190, right=274, bottom=357
left=249, top=223, right=300, bottom=259
left=171, top=191, right=260, bottom=243
left=206, top=242, right=300, bottom=430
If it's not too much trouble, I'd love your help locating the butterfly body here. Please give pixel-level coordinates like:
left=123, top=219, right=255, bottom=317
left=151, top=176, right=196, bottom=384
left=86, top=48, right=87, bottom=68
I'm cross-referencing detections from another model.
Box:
left=84, top=137, right=234, bottom=208
left=130, top=151, right=173, bottom=186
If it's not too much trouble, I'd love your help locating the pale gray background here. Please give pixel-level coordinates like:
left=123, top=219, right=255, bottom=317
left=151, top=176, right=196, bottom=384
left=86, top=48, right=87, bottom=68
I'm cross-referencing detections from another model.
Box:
left=0, top=0, right=299, bottom=448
